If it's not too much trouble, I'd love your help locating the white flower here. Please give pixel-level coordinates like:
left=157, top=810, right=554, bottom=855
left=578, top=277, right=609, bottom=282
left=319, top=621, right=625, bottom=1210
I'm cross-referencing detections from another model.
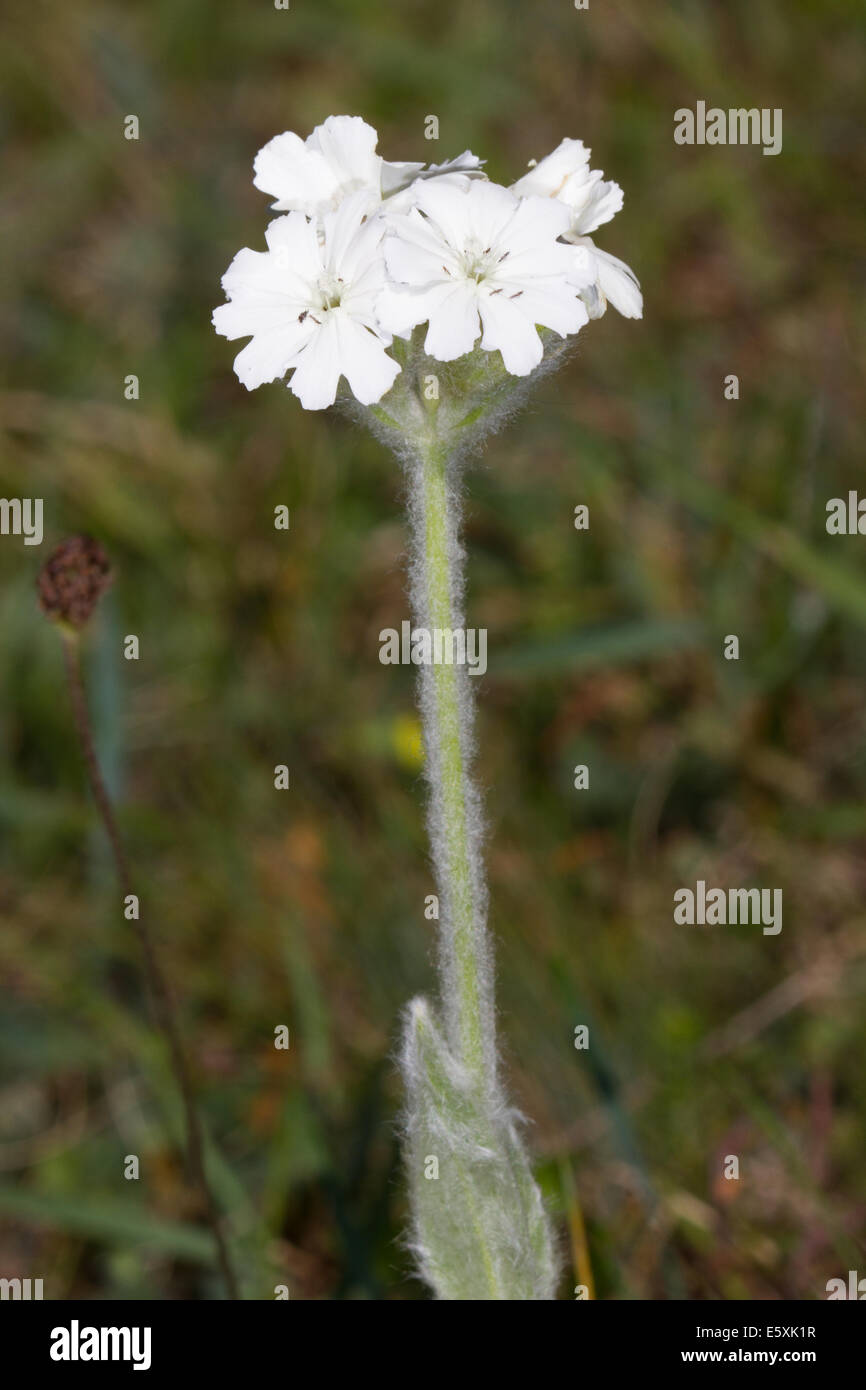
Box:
left=511, top=138, right=621, bottom=230
left=512, top=137, right=642, bottom=320
left=212, top=191, right=400, bottom=411
left=377, top=180, right=595, bottom=376
left=381, top=151, right=486, bottom=214
left=253, top=114, right=484, bottom=219
left=573, top=242, right=643, bottom=320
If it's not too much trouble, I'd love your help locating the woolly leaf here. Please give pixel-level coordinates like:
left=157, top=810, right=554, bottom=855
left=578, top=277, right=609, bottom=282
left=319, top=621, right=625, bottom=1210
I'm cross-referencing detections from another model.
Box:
left=401, top=997, right=558, bottom=1300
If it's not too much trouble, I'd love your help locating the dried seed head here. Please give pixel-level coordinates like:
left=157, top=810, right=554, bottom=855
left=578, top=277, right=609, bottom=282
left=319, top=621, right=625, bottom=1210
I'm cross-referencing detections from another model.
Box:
left=37, top=535, right=113, bottom=629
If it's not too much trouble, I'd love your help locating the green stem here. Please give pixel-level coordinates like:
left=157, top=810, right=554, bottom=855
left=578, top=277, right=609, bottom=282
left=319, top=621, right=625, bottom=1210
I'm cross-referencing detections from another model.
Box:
left=411, top=435, right=493, bottom=1085
left=394, top=370, right=558, bottom=1301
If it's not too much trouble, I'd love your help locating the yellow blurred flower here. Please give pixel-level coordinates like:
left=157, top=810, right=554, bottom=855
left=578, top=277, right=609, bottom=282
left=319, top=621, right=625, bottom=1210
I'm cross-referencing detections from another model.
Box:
left=392, top=713, right=424, bottom=770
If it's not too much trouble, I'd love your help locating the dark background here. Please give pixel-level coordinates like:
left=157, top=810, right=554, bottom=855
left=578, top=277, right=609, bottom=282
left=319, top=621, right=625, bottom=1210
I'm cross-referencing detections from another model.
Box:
left=1, top=0, right=864, bottom=1298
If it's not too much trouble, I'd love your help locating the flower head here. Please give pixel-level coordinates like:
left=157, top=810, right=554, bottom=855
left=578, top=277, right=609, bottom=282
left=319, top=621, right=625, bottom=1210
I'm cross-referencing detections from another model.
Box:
left=37, top=536, right=113, bottom=630
left=253, top=115, right=484, bottom=219
left=378, top=180, right=595, bottom=376
left=213, top=191, right=400, bottom=410
left=512, top=138, right=642, bottom=320
left=214, top=120, right=640, bottom=413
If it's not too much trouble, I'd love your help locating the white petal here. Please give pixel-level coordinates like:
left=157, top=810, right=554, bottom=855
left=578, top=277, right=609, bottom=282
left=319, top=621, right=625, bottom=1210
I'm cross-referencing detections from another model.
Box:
left=332, top=310, right=401, bottom=404
left=428, top=150, right=485, bottom=178
left=263, top=213, right=323, bottom=289
left=464, top=180, right=521, bottom=249
left=375, top=286, right=421, bottom=338
left=385, top=209, right=460, bottom=282
left=478, top=293, right=543, bottom=375
left=591, top=244, right=643, bottom=318
left=322, top=189, right=381, bottom=278
left=502, top=193, right=571, bottom=253
left=424, top=282, right=480, bottom=360
left=581, top=282, right=607, bottom=320
left=566, top=244, right=598, bottom=291
left=493, top=239, right=579, bottom=288
left=511, top=138, right=591, bottom=200
left=308, top=115, right=381, bottom=194
left=253, top=132, right=335, bottom=212
left=499, top=284, right=588, bottom=339
left=286, top=316, right=344, bottom=410
left=231, top=322, right=314, bottom=390
left=414, top=179, right=474, bottom=250
left=212, top=298, right=305, bottom=340
left=380, top=158, right=426, bottom=195
left=570, top=177, right=624, bottom=234
left=383, top=149, right=485, bottom=199
left=377, top=281, right=455, bottom=337
left=220, top=247, right=287, bottom=299
left=385, top=231, right=456, bottom=288
left=344, top=258, right=390, bottom=333
left=384, top=170, right=482, bottom=216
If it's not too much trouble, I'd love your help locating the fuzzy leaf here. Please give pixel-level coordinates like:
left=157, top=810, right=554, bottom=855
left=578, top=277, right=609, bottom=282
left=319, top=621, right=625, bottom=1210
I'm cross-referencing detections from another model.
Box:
left=401, top=998, right=558, bottom=1300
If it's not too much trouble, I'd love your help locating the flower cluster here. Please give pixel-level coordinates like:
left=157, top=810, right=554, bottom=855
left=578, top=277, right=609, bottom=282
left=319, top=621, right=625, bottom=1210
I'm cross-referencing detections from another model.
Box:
left=213, top=116, right=641, bottom=411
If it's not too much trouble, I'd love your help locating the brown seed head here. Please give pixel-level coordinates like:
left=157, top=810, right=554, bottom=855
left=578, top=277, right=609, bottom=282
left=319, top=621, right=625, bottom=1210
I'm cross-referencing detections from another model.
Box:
left=37, top=535, right=113, bottom=629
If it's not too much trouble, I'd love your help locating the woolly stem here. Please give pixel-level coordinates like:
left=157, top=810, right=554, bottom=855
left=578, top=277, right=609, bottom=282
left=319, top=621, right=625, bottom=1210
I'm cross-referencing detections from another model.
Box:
left=406, top=434, right=495, bottom=1089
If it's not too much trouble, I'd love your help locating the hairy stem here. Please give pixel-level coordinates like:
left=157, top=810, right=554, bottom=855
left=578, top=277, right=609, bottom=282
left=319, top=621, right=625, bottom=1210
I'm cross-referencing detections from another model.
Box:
left=61, top=631, right=241, bottom=1301
left=392, top=375, right=558, bottom=1300
left=407, top=435, right=495, bottom=1088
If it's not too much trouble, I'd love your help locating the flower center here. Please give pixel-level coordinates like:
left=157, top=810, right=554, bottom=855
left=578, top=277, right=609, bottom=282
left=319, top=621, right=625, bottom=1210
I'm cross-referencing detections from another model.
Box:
left=459, top=239, right=497, bottom=284
left=316, top=272, right=345, bottom=311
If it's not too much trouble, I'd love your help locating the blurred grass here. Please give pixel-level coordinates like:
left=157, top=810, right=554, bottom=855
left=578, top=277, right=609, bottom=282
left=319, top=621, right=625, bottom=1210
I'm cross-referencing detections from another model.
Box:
left=1, top=0, right=865, bottom=1298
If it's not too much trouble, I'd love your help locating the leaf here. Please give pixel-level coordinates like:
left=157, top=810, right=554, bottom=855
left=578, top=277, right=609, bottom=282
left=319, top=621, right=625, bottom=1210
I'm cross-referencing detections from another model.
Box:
left=401, top=998, right=557, bottom=1300
left=495, top=618, right=702, bottom=678
left=0, top=1184, right=217, bottom=1265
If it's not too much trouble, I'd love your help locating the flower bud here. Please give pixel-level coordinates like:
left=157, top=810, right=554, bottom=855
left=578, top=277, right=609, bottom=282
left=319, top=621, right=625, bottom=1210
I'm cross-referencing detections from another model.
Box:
left=37, top=535, right=113, bottom=629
